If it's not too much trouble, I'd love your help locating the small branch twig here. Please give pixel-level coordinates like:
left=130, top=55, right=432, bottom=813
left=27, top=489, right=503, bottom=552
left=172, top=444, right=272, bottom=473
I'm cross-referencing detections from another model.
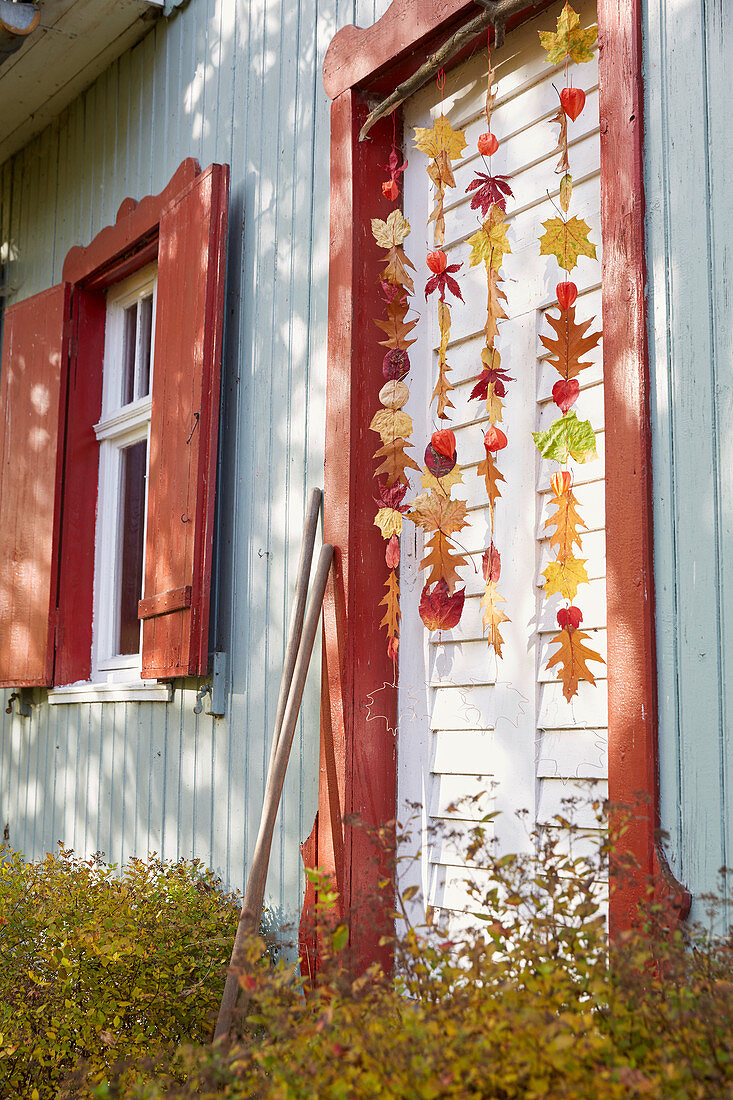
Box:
left=358, top=0, right=551, bottom=142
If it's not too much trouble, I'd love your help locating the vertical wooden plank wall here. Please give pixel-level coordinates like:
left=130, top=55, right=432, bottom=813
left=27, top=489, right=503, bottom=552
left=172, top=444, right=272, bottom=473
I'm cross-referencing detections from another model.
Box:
left=0, top=0, right=391, bottom=935
left=644, top=0, right=733, bottom=919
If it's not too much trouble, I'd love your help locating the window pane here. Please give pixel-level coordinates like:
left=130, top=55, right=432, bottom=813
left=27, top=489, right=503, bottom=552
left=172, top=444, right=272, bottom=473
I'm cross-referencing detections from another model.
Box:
left=122, top=305, right=137, bottom=405
left=118, top=440, right=147, bottom=655
left=138, top=295, right=153, bottom=397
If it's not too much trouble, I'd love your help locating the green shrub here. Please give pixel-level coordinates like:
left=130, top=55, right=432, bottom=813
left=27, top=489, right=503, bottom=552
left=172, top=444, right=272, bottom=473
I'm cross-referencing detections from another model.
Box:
left=102, top=808, right=733, bottom=1100
left=0, top=846, right=239, bottom=1097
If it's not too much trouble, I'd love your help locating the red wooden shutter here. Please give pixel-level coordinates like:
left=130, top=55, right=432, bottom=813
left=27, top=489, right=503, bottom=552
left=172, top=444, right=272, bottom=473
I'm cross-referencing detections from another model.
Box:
left=139, top=163, right=229, bottom=678
left=0, top=284, right=70, bottom=687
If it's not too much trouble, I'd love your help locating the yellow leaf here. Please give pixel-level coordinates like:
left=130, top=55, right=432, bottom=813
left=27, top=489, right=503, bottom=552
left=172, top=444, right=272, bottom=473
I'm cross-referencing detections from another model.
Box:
left=539, top=3, right=597, bottom=65
left=413, top=115, right=468, bottom=161
left=369, top=408, right=413, bottom=444
left=468, top=208, right=511, bottom=272
left=484, top=267, right=508, bottom=345
left=480, top=580, right=510, bottom=656
left=559, top=173, right=573, bottom=213
left=487, top=386, right=504, bottom=425
left=542, top=555, right=589, bottom=600
left=409, top=492, right=468, bottom=535
left=374, top=507, right=404, bottom=540
left=421, top=465, right=463, bottom=493
left=371, top=209, right=411, bottom=249
left=544, top=487, right=587, bottom=561
left=539, top=215, right=596, bottom=272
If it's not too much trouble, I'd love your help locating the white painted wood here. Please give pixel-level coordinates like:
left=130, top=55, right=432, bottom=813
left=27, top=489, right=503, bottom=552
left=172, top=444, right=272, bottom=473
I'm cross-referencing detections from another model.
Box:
left=398, top=0, right=606, bottom=930
left=48, top=682, right=173, bottom=704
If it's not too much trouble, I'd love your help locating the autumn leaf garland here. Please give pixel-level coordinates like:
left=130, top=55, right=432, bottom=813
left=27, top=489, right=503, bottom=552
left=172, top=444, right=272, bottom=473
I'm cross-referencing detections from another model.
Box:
left=536, top=2, right=604, bottom=701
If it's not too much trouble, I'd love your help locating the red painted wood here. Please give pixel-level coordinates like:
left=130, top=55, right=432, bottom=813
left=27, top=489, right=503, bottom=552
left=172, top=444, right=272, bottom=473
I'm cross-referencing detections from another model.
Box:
left=597, top=0, right=666, bottom=933
left=140, top=163, right=229, bottom=679
left=0, top=284, right=70, bottom=687
left=318, top=91, right=399, bottom=971
left=54, top=287, right=106, bottom=686
left=62, top=159, right=201, bottom=286
left=138, top=585, right=192, bottom=619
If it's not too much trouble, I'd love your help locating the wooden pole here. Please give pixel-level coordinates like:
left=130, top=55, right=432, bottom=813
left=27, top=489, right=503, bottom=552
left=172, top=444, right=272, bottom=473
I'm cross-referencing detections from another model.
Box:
left=213, top=543, right=335, bottom=1044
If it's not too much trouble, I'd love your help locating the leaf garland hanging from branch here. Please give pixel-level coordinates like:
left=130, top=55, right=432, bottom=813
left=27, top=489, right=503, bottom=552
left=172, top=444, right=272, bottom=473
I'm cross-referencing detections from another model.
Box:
left=412, top=93, right=469, bottom=634
left=536, top=2, right=604, bottom=701
left=464, top=47, right=513, bottom=656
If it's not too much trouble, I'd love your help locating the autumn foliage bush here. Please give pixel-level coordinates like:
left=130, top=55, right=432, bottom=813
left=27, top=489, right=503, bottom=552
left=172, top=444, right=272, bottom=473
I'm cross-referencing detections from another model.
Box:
left=91, top=807, right=733, bottom=1100
left=0, top=847, right=239, bottom=1098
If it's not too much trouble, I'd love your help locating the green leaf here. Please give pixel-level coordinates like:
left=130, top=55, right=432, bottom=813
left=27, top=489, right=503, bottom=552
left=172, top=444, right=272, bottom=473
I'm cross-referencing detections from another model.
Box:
left=532, top=411, right=597, bottom=464
left=331, top=924, right=349, bottom=953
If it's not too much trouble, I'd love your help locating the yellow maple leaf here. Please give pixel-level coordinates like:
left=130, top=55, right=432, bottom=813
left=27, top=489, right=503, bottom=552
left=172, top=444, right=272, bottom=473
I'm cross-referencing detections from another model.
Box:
left=409, top=492, right=468, bottom=535
left=542, top=555, right=589, bottom=600
left=374, top=507, right=404, bottom=540
left=413, top=115, right=468, bottom=161
left=546, top=626, right=604, bottom=702
left=480, top=580, right=510, bottom=656
left=421, top=465, right=464, bottom=493
left=468, top=209, right=511, bottom=271
left=539, top=3, right=597, bottom=65
left=369, top=408, right=413, bottom=445
left=371, top=209, right=411, bottom=249
left=539, top=215, right=596, bottom=272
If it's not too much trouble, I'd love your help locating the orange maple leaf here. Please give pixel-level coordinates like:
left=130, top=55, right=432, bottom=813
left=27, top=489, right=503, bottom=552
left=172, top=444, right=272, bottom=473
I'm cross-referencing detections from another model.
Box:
left=546, top=626, right=605, bottom=702
left=373, top=438, right=420, bottom=487
left=544, top=487, right=587, bottom=561
left=540, top=305, right=602, bottom=381
left=420, top=530, right=467, bottom=592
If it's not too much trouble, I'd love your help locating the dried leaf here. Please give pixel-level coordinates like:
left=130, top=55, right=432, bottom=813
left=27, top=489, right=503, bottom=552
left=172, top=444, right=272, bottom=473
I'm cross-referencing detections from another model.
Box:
left=533, top=410, right=597, bottom=464
left=370, top=408, right=413, bottom=444
left=379, top=569, right=401, bottom=634
left=374, top=507, right=404, bottom=540
left=373, top=438, right=421, bottom=486
left=371, top=209, right=411, bottom=249
left=487, top=387, right=504, bottom=425
left=482, top=544, right=501, bottom=583
left=539, top=3, right=598, bottom=65
left=544, top=486, right=587, bottom=561
left=409, top=492, right=468, bottom=535
left=559, top=173, right=573, bottom=213
left=477, top=452, right=506, bottom=509
left=432, top=301, right=454, bottom=419
left=421, top=465, right=464, bottom=493
left=546, top=625, right=605, bottom=702
left=419, top=578, right=465, bottom=632
left=542, top=555, right=589, bottom=600
left=382, top=246, right=416, bottom=295
left=551, top=106, right=569, bottom=174
left=425, top=263, right=464, bottom=304
left=386, top=533, right=400, bottom=568
left=413, top=115, right=468, bottom=161
left=539, top=215, right=596, bottom=272
left=480, top=579, right=510, bottom=656
left=540, top=304, right=602, bottom=380
left=420, top=530, right=468, bottom=591
left=427, top=150, right=456, bottom=191
left=468, top=207, right=511, bottom=272
left=374, top=298, right=419, bottom=349
left=375, top=481, right=409, bottom=511
left=484, top=267, right=508, bottom=345
left=466, top=173, right=514, bottom=217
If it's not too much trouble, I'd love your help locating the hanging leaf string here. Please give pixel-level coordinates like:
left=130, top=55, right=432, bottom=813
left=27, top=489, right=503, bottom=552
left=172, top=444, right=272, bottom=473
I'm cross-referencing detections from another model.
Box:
left=411, top=85, right=469, bottom=636
left=536, top=2, right=604, bottom=701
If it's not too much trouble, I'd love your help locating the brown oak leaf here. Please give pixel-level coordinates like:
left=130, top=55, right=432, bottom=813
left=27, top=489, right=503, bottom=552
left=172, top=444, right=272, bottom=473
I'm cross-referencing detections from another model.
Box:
left=381, top=246, right=415, bottom=295
left=420, top=530, right=468, bottom=591
left=477, top=452, right=505, bottom=510
left=546, top=625, right=605, bottom=702
left=379, top=569, right=400, bottom=636
left=373, top=438, right=420, bottom=486
left=540, top=305, right=602, bottom=380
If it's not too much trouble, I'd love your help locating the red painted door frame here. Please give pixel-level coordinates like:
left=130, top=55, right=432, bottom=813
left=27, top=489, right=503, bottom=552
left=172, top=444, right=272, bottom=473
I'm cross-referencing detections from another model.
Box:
left=316, top=0, right=677, bottom=962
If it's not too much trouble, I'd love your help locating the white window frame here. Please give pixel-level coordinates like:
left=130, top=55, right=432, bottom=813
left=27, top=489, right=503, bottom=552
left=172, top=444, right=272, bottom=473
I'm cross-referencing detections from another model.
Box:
left=91, top=263, right=156, bottom=685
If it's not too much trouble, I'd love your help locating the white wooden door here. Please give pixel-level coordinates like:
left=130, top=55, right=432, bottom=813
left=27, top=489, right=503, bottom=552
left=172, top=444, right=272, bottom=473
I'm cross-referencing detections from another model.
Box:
left=398, top=0, right=606, bottom=923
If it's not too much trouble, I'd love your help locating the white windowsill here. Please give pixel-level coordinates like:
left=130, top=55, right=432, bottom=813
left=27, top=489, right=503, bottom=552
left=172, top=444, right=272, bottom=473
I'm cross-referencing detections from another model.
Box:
left=47, top=681, right=173, bottom=705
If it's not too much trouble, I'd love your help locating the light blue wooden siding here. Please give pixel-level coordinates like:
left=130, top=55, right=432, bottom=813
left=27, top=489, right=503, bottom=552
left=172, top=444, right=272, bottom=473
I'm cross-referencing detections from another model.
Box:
left=0, top=0, right=390, bottom=931
left=644, top=0, right=733, bottom=917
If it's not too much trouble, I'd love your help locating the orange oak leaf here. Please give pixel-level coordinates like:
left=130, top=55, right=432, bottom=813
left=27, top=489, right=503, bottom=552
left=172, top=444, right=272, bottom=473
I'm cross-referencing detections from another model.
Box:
left=374, top=301, right=419, bottom=349
left=419, top=578, right=465, bottom=632
left=477, top=451, right=506, bottom=509
left=373, top=438, right=421, bottom=486
left=480, top=579, right=510, bottom=656
left=484, top=267, right=508, bottom=346
left=432, top=301, right=454, bottom=419
left=420, top=530, right=468, bottom=591
left=382, top=246, right=416, bottom=295
left=540, top=305, right=602, bottom=381
left=379, top=569, right=401, bottom=635
left=544, top=485, right=587, bottom=561
left=409, top=492, right=468, bottom=536
left=546, top=625, right=605, bottom=702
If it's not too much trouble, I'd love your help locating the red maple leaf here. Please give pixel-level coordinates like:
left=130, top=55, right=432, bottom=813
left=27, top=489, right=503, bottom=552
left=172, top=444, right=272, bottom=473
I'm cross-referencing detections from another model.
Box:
left=466, top=173, right=513, bottom=216
left=425, top=264, right=463, bottom=303
left=375, top=480, right=410, bottom=511
left=419, top=578, right=465, bottom=632
left=381, top=148, right=408, bottom=182
left=469, top=366, right=514, bottom=402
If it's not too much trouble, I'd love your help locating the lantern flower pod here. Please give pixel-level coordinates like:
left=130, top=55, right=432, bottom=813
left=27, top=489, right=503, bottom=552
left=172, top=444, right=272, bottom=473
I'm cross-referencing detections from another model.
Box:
left=431, top=428, right=456, bottom=458
left=382, top=179, right=399, bottom=201
left=560, top=86, right=586, bottom=121
left=386, top=533, right=400, bottom=568
left=484, top=424, right=508, bottom=452
left=557, top=605, right=583, bottom=633
left=556, top=280, right=578, bottom=310
left=382, top=348, right=411, bottom=381
left=478, top=132, right=499, bottom=156
left=426, top=249, right=448, bottom=274
left=387, top=636, right=399, bottom=661
left=551, top=469, right=573, bottom=496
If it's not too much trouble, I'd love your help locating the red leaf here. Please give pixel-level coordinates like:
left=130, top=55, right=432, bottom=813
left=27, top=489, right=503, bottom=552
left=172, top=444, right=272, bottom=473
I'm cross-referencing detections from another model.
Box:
left=425, top=444, right=456, bottom=478
left=482, top=544, right=501, bottom=583
left=387, top=635, right=399, bottom=661
left=557, top=605, right=583, bottom=633
left=466, top=173, right=514, bottom=216
left=419, top=579, right=465, bottom=632
left=552, top=377, right=580, bottom=412
left=386, top=533, right=400, bottom=569
left=425, top=267, right=463, bottom=303
left=382, top=180, right=399, bottom=201
left=382, top=348, right=411, bottom=381
left=469, top=365, right=515, bottom=402
left=375, top=480, right=409, bottom=511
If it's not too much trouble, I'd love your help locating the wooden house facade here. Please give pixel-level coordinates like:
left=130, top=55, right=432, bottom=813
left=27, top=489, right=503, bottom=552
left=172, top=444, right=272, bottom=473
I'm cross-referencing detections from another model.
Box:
left=0, top=0, right=729, bottom=953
